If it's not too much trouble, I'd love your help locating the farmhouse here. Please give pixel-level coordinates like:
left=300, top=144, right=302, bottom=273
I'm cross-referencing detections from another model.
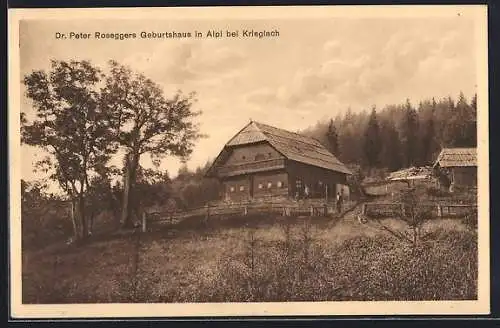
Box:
left=433, top=147, right=477, bottom=191
left=206, top=121, right=352, bottom=202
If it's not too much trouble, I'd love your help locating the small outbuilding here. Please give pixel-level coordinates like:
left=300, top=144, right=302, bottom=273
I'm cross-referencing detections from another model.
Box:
left=386, top=166, right=434, bottom=188
left=433, top=147, right=477, bottom=192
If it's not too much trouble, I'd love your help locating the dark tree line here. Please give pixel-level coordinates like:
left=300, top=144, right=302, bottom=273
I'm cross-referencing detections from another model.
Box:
left=304, top=92, right=477, bottom=174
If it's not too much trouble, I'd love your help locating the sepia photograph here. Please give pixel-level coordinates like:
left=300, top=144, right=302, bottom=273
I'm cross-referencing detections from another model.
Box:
left=8, top=5, right=489, bottom=317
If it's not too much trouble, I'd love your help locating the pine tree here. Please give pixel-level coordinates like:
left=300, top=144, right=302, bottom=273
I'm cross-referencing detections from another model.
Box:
left=401, top=99, right=420, bottom=167
left=379, top=119, right=403, bottom=171
left=338, top=107, right=358, bottom=164
left=446, top=92, right=476, bottom=147
left=471, top=93, right=477, bottom=115
left=421, top=98, right=439, bottom=164
left=363, top=107, right=382, bottom=170
left=469, top=93, right=478, bottom=147
left=326, top=118, right=340, bottom=156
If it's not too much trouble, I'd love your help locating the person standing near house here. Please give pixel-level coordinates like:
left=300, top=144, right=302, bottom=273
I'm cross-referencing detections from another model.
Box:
left=336, top=191, right=343, bottom=213
left=304, top=185, right=310, bottom=199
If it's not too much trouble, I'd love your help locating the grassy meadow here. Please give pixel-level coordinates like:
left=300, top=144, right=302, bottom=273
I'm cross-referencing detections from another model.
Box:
left=22, top=205, right=478, bottom=303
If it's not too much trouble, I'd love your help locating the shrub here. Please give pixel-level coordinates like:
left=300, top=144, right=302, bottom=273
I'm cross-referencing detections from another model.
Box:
left=462, top=208, right=478, bottom=230
left=189, top=227, right=477, bottom=302
left=427, top=187, right=451, bottom=198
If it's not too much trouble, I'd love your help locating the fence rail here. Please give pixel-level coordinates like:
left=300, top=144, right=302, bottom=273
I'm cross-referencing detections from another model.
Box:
left=361, top=202, right=477, bottom=219
left=141, top=200, right=355, bottom=232
left=140, top=199, right=477, bottom=232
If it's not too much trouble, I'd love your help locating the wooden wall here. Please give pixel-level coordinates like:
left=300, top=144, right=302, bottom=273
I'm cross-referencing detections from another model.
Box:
left=453, top=167, right=477, bottom=187
left=222, top=170, right=288, bottom=202
left=252, top=171, right=288, bottom=198
left=222, top=175, right=251, bottom=202
left=286, top=161, right=348, bottom=200
left=224, top=142, right=283, bottom=166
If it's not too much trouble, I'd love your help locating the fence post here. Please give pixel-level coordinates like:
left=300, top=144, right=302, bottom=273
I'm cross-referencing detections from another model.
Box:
left=142, top=212, right=147, bottom=233
left=310, top=205, right=314, bottom=217
left=324, top=203, right=328, bottom=216
left=244, top=206, right=248, bottom=216
left=205, top=205, right=210, bottom=223
left=400, top=203, right=405, bottom=216
left=437, top=205, right=442, bottom=218
left=362, top=203, right=366, bottom=215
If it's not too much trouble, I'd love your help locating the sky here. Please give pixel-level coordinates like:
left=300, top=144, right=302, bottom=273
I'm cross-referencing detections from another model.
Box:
left=18, top=14, right=478, bottom=192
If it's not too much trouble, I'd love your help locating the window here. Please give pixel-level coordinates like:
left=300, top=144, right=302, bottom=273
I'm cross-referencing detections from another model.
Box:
left=229, top=186, right=235, bottom=192
left=267, top=182, right=272, bottom=189
left=239, top=185, right=245, bottom=191
left=277, top=181, right=283, bottom=188
left=268, top=152, right=272, bottom=158
left=242, top=156, right=246, bottom=160
left=258, top=183, right=263, bottom=189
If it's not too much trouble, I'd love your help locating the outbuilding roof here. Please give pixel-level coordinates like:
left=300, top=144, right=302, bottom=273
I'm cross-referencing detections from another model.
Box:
left=209, top=121, right=352, bottom=176
left=387, top=166, right=433, bottom=181
left=433, top=148, right=477, bottom=168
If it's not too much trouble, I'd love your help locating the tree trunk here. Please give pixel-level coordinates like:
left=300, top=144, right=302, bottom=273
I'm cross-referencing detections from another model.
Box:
left=120, top=153, right=133, bottom=228
left=70, top=199, right=79, bottom=239
left=88, top=211, right=94, bottom=236
left=78, top=195, right=88, bottom=239
left=121, top=152, right=140, bottom=229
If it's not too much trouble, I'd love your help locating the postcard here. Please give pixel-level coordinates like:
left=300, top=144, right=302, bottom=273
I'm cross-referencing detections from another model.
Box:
left=8, top=5, right=489, bottom=318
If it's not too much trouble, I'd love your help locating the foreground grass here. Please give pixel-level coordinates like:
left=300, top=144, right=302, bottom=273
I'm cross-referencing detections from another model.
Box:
left=22, top=213, right=477, bottom=303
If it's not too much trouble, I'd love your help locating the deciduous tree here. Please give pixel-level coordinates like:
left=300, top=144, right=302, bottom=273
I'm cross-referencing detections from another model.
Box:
left=101, top=61, right=203, bottom=227
left=21, top=60, right=116, bottom=241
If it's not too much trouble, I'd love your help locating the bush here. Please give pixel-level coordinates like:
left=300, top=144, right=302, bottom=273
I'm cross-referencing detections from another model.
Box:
left=22, top=198, right=74, bottom=250
left=22, top=218, right=478, bottom=303
left=189, top=227, right=477, bottom=302
left=462, top=208, right=478, bottom=230
left=427, top=187, right=451, bottom=198
left=417, top=208, right=435, bottom=221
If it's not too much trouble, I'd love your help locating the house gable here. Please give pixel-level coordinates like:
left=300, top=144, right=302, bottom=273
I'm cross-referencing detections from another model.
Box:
left=223, top=142, right=284, bottom=166
left=206, top=121, right=352, bottom=177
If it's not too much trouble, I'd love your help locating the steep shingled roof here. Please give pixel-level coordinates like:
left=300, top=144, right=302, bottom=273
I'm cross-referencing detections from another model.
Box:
left=434, top=148, right=477, bottom=168
left=213, top=121, right=352, bottom=175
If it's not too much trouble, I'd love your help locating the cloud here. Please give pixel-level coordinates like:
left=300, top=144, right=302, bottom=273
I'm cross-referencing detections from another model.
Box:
left=323, top=40, right=342, bottom=57
left=122, top=41, right=247, bottom=86
left=19, top=17, right=477, bottom=186
left=246, top=25, right=472, bottom=112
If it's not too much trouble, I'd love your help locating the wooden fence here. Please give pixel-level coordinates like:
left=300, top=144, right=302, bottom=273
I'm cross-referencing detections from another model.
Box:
left=361, top=202, right=477, bottom=219
left=141, top=200, right=355, bottom=232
